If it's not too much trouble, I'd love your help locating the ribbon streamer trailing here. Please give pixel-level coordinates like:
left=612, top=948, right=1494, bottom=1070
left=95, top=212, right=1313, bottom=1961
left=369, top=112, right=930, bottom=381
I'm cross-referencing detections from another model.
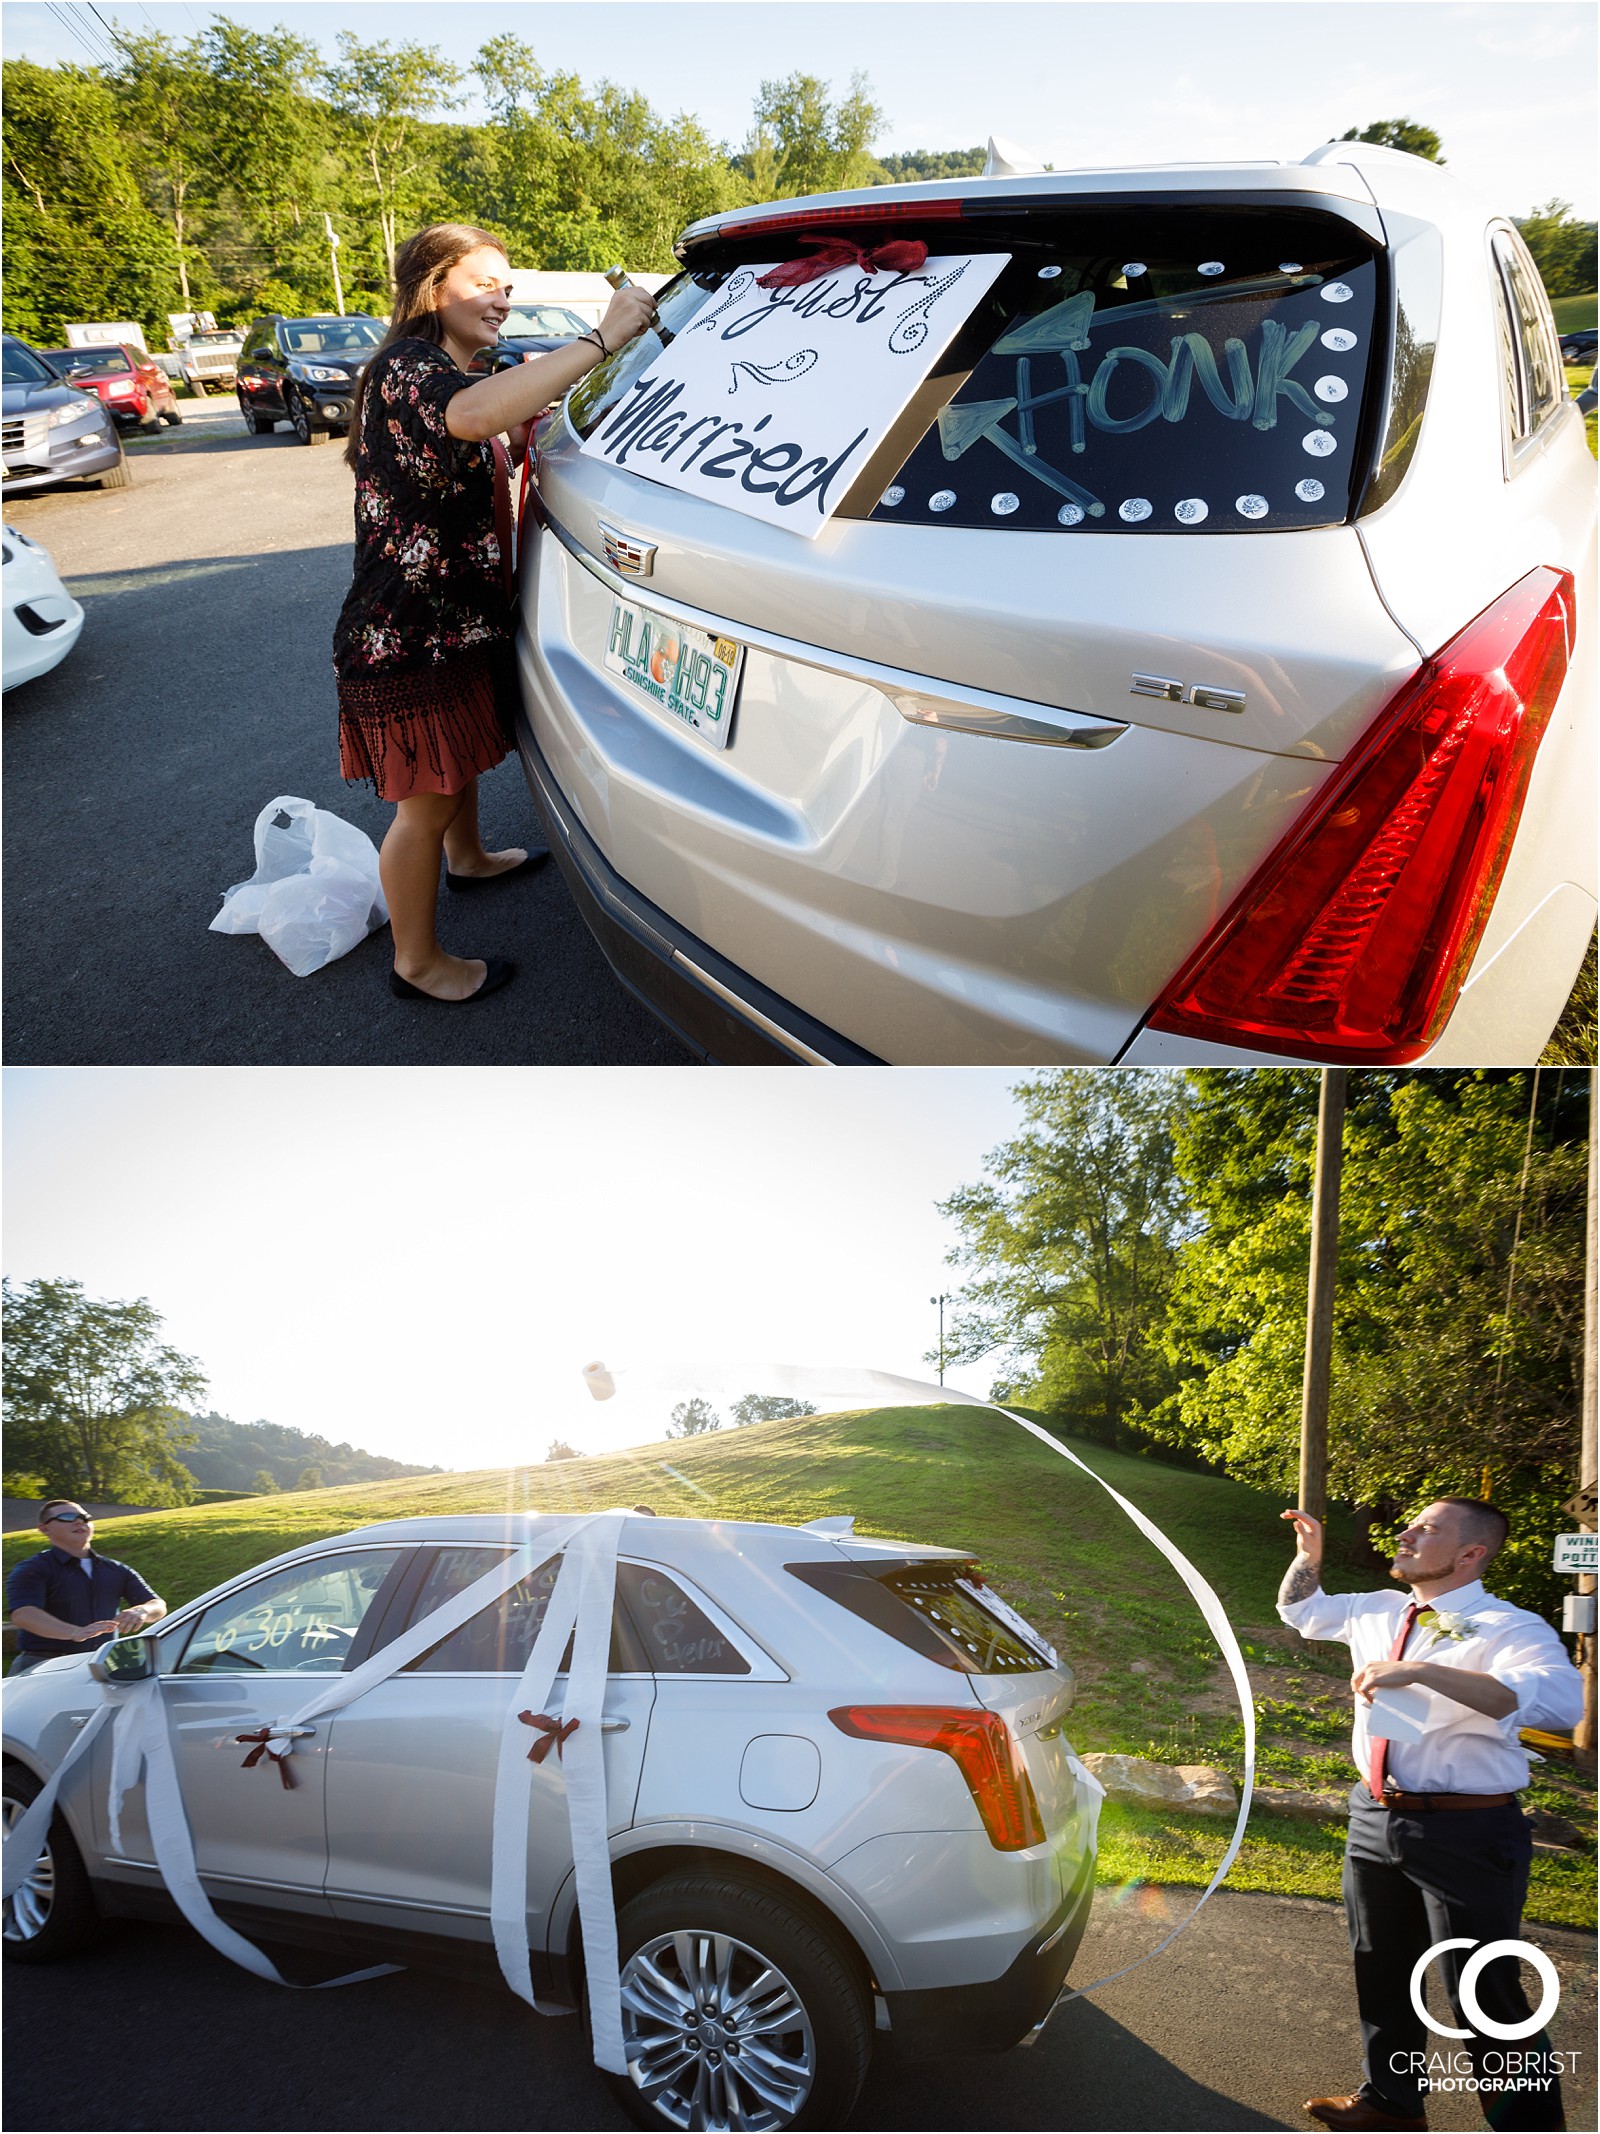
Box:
left=759, top=1365, right=1257, bottom=2001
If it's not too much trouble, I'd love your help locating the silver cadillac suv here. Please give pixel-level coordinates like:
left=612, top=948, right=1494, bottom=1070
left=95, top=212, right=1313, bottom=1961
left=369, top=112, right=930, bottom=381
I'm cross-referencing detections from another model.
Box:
left=515, top=145, right=1595, bottom=1065
left=3, top=1512, right=1096, bottom=2130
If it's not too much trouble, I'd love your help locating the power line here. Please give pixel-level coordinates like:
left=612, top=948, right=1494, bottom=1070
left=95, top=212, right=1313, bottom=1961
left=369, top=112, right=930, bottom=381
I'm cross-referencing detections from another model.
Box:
left=84, top=1, right=124, bottom=56
left=44, top=3, right=110, bottom=68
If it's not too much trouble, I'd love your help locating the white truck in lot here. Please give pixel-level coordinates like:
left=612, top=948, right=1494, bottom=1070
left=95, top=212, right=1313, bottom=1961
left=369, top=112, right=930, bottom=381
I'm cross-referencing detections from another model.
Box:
left=164, top=312, right=243, bottom=395
left=64, top=321, right=148, bottom=352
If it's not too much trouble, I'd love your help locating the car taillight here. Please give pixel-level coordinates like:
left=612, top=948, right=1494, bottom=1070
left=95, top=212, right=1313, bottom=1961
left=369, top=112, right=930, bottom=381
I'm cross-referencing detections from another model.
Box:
left=720, top=199, right=966, bottom=241
left=1146, top=566, right=1576, bottom=1064
left=829, top=1704, right=1045, bottom=1851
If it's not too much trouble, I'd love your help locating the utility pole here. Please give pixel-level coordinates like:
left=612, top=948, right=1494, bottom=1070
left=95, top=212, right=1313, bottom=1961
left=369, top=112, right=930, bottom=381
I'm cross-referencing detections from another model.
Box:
left=1298, top=1070, right=1347, bottom=1523
left=930, top=1293, right=950, bottom=1387
left=325, top=214, right=345, bottom=317
left=1576, top=1067, right=1597, bottom=1770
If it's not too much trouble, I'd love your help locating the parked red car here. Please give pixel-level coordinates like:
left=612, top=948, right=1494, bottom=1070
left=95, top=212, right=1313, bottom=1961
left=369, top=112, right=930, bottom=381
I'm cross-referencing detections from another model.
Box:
left=38, top=344, right=182, bottom=432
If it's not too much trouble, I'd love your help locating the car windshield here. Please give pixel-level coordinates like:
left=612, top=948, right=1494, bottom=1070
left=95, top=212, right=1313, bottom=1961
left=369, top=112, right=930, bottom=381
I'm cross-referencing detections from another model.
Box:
left=3, top=339, right=57, bottom=386
left=49, top=348, right=133, bottom=376
left=503, top=304, right=589, bottom=338
left=572, top=199, right=1384, bottom=533
left=187, top=331, right=240, bottom=348
left=281, top=318, right=383, bottom=355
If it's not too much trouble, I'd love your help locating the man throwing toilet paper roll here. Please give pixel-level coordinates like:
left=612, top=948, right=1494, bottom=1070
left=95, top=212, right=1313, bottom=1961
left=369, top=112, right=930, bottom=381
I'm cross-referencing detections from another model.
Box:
left=1277, top=1499, right=1581, bottom=2134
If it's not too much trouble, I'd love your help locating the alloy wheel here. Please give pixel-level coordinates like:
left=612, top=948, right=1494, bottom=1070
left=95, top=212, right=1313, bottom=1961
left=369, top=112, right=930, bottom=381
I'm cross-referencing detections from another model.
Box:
left=1, top=1792, right=54, bottom=1944
left=620, top=1927, right=816, bottom=2130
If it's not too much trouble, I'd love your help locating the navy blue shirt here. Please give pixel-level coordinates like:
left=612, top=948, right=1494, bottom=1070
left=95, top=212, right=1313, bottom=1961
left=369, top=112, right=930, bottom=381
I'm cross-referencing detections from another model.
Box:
left=7, top=1546, right=157, bottom=1657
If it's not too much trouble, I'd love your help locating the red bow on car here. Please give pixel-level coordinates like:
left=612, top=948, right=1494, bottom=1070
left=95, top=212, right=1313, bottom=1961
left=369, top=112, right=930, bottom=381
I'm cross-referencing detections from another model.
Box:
left=519, top=1710, right=579, bottom=1764
left=236, top=1726, right=299, bottom=1789
left=756, top=238, right=929, bottom=288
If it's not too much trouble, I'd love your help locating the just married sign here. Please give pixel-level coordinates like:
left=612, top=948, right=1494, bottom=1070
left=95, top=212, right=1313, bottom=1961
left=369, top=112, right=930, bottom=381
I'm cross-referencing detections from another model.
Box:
left=579, top=252, right=1010, bottom=539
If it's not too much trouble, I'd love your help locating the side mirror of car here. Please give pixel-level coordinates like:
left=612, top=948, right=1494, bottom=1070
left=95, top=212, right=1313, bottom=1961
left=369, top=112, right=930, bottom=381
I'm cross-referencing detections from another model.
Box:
left=89, top=1635, right=158, bottom=1685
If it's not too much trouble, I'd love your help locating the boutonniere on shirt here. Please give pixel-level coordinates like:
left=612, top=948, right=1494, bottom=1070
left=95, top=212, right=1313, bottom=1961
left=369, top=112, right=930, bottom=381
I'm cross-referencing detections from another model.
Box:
left=1422, top=1608, right=1480, bottom=1644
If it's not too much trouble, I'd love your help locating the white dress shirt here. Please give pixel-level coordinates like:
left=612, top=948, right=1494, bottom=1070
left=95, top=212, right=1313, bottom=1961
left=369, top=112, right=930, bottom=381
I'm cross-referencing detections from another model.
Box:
left=1278, top=1577, right=1583, bottom=1794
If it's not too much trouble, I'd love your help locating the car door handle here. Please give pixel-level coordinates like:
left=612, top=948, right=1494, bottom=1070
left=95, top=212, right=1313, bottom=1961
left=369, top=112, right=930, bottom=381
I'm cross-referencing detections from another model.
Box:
left=600, top=1717, right=629, bottom=1733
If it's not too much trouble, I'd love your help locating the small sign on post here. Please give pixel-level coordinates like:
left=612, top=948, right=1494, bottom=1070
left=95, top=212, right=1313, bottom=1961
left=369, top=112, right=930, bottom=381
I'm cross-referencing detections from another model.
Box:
left=1554, top=1532, right=1599, bottom=1574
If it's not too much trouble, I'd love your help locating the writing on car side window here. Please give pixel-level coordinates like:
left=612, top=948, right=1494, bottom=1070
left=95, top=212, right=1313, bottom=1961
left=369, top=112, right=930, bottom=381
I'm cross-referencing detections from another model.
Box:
left=177, top=1550, right=401, bottom=1675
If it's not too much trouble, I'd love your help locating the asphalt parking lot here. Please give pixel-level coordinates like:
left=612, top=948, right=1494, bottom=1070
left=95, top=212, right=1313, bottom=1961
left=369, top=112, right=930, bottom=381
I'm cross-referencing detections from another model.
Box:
left=2, top=399, right=687, bottom=1065
left=2, top=1884, right=1593, bottom=2131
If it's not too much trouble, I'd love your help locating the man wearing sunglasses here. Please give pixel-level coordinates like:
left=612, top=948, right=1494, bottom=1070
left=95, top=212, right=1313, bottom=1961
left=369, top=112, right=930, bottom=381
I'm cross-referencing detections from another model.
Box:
left=6, top=1500, right=166, bottom=1674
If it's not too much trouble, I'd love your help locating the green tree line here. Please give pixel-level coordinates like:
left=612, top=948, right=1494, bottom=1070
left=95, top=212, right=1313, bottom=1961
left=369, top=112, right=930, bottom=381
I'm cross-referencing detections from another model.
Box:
left=940, top=1069, right=1590, bottom=1612
left=7, top=30, right=1592, bottom=351
left=1, top=30, right=918, bottom=346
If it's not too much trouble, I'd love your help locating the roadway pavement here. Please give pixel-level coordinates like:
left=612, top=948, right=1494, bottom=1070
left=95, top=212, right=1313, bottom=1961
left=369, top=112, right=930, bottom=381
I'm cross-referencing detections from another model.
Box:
left=1, top=400, right=687, bottom=1064
left=2, top=1884, right=1593, bottom=2131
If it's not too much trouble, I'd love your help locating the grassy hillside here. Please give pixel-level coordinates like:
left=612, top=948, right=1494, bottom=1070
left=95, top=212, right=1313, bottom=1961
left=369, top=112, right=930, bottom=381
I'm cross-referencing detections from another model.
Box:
left=1552, top=291, right=1596, bottom=332
left=7, top=1406, right=1591, bottom=1924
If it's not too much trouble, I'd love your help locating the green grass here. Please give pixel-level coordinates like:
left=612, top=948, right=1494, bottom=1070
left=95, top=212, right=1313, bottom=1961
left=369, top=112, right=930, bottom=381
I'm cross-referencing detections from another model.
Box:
left=8, top=1407, right=1591, bottom=1923
left=1551, top=292, right=1596, bottom=333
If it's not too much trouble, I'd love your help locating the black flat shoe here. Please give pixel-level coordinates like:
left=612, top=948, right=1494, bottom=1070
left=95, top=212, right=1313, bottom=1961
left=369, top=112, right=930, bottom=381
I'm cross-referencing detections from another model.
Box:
left=444, top=852, right=549, bottom=893
left=389, top=957, right=515, bottom=1003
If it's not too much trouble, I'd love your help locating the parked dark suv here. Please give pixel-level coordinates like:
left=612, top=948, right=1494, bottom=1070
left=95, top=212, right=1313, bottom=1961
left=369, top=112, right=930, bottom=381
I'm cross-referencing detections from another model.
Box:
left=236, top=313, right=384, bottom=445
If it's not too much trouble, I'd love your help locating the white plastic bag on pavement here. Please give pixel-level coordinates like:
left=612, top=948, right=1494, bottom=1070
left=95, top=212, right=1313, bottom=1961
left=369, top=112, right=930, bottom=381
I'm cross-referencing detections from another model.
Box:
left=210, top=794, right=388, bottom=977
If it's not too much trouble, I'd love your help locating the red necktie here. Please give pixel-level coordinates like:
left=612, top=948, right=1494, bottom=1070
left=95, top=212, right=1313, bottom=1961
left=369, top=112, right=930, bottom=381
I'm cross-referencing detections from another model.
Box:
left=1367, top=1601, right=1423, bottom=1802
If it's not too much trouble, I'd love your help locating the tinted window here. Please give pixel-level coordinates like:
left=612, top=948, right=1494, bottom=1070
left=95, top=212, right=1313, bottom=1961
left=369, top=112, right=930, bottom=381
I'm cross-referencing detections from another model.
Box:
left=568, top=271, right=720, bottom=436
left=401, top=1546, right=649, bottom=1675
left=3, top=338, right=55, bottom=386
left=1494, top=232, right=1562, bottom=441
left=573, top=210, right=1381, bottom=534
left=50, top=349, right=133, bottom=376
left=617, top=1562, right=749, bottom=1675
left=872, top=224, right=1379, bottom=533
left=177, top=1549, right=401, bottom=1674
left=280, top=318, right=383, bottom=355
left=789, top=1557, right=1052, bottom=1674
left=398, top=1547, right=747, bottom=1675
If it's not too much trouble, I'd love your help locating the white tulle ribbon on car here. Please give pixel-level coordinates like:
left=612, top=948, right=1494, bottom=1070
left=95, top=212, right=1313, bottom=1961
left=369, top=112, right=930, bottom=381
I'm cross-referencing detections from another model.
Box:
left=585, top=1359, right=1257, bottom=2002
left=5, top=1512, right=632, bottom=2048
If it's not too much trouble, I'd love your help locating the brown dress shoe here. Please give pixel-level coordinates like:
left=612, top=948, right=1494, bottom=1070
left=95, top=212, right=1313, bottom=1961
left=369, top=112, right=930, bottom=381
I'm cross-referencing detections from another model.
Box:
left=1305, top=2095, right=1426, bottom=2131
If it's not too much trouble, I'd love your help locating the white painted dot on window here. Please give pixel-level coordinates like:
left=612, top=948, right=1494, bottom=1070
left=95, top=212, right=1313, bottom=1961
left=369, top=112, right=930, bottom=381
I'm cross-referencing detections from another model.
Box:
left=991, top=491, right=1020, bottom=516
left=1278, top=261, right=1304, bottom=275
left=1174, top=497, right=1209, bottom=524
left=1314, top=375, right=1349, bottom=404
left=1119, top=497, right=1153, bottom=522
left=1198, top=260, right=1225, bottom=276
left=1038, top=264, right=1063, bottom=279
left=1295, top=477, right=1326, bottom=502
left=1235, top=493, right=1270, bottom=519
left=1321, top=327, right=1358, bottom=352
left=880, top=485, right=905, bottom=507
left=1302, top=428, right=1338, bottom=457
left=1321, top=281, right=1354, bottom=304
left=1056, top=502, right=1086, bottom=526
left=1122, top=261, right=1147, bottom=278
left=929, top=489, right=957, bottom=513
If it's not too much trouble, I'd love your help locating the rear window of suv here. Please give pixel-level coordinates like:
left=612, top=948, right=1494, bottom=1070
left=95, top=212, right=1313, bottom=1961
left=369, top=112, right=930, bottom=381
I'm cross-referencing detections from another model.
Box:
left=788, top=1557, right=1053, bottom=1673
left=569, top=201, right=1383, bottom=534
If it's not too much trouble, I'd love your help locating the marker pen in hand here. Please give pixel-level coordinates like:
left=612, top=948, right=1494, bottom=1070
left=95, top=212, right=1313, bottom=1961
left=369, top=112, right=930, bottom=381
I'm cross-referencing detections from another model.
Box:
left=604, top=265, right=670, bottom=349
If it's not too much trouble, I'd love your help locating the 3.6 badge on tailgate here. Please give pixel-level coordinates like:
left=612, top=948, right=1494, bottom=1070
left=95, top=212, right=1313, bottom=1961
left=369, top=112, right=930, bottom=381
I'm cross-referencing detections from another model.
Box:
left=603, top=597, right=743, bottom=750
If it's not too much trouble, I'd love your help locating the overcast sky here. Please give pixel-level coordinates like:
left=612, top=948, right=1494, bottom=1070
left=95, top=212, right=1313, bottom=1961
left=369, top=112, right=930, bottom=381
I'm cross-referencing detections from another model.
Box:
left=3, top=1, right=1593, bottom=218
left=3, top=1066, right=1039, bottom=1472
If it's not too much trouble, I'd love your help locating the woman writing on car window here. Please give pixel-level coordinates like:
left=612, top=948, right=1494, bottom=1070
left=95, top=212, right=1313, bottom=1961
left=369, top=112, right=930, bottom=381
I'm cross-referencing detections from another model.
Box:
left=334, top=223, right=657, bottom=1004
